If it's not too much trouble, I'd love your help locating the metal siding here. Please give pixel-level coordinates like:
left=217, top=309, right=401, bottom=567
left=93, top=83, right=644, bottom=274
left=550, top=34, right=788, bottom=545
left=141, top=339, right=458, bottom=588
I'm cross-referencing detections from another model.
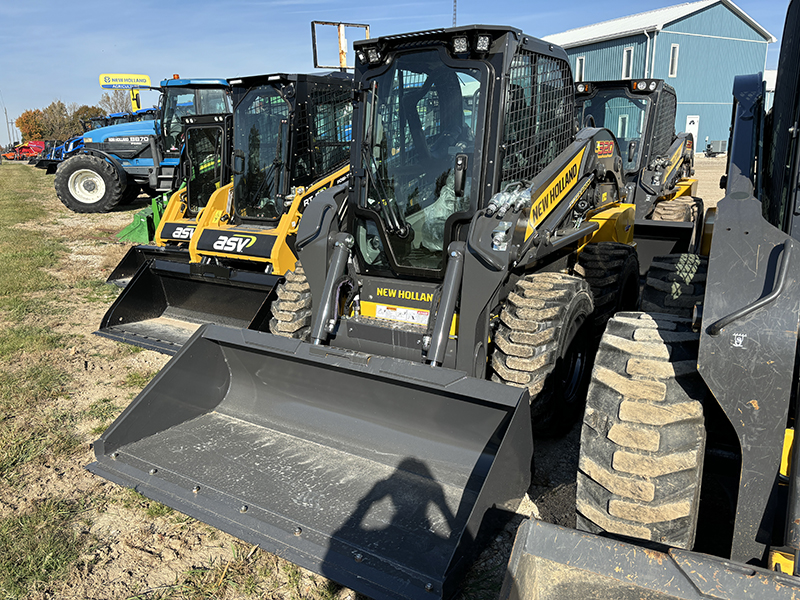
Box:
left=664, top=3, right=767, bottom=42
left=565, top=35, right=649, bottom=81
left=652, top=31, right=767, bottom=142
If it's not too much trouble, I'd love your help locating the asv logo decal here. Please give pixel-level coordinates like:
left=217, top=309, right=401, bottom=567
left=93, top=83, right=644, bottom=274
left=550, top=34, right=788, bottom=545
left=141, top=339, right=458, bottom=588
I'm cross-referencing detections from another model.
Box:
left=172, top=226, right=195, bottom=239
left=212, top=235, right=257, bottom=253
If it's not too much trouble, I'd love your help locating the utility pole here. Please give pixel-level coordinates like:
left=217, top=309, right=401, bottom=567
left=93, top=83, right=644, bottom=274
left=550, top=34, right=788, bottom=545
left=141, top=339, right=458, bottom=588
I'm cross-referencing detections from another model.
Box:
left=3, top=107, right=10, bottom=148
left=453, top=0, right=457, bottom=26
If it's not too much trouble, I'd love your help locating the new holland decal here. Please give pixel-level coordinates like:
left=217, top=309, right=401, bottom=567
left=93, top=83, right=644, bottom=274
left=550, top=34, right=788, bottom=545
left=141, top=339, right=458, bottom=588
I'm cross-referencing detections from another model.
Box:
left=525, top=148, right=585, bottom=240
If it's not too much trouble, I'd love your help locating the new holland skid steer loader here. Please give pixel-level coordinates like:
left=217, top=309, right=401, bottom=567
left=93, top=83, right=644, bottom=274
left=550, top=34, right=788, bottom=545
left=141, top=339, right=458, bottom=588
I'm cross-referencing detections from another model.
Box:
left=88, top=26, right=642, bottom=599
left=503, top=1, right=800, bottom=597
left=576, top=79, right=701, bottom=270
left=95, top=72, right=353, bottom=354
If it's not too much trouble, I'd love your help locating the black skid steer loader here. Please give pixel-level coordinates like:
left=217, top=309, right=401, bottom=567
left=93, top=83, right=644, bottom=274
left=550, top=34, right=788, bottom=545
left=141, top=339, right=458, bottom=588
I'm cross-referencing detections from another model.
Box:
left=88, top=26, right=641, bottom=600
left=503, top=1, right=800, bottom=597
left=576, top=79, right=702, bottom=271
left=95, top=72, right=352, bottom=354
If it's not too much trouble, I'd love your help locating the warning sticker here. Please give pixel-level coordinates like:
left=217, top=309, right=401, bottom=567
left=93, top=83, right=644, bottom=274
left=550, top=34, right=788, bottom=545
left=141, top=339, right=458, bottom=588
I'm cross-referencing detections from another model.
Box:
left=375, top=304, right=430, bottom=326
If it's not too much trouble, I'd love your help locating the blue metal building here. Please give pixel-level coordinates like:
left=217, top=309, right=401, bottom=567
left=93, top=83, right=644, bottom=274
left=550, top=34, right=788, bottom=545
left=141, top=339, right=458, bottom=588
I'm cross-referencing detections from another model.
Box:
left=543, top=0, right=775, bottom=150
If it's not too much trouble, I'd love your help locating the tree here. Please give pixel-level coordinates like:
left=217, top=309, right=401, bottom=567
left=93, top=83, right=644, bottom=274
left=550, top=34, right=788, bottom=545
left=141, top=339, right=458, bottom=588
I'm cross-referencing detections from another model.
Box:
left=39, top=100, right=71, bottom=140
left=99, top=89, right=132, bottom=114
left=16, top=109, right=45, bottom=142
left=70, top=104, right=106, bottom=133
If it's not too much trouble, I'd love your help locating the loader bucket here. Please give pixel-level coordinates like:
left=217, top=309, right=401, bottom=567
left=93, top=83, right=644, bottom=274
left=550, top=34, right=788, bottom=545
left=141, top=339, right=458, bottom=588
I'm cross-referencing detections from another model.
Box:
left=106, top=245, right=192, bottom=288
left=95, top=261, right=280, bottom=354
left=501, top=519, right=800, bottom=600
left=88, top=325, right=532, bottom=600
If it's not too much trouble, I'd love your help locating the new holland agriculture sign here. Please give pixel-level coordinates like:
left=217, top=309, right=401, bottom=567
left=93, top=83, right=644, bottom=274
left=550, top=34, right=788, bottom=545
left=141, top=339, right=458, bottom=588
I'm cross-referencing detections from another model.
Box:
left=99, top=74, right=151, bottom=89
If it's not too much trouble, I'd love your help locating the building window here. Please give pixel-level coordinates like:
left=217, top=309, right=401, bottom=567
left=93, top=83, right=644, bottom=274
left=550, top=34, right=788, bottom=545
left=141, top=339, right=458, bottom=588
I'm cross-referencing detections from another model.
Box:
left=669, top=44, right=679, bottom=78
left=576, top=56, right=585, bottom=82
left=618, top=114, right=629, bottom=139
left=622, top=47, right=633, bottom=79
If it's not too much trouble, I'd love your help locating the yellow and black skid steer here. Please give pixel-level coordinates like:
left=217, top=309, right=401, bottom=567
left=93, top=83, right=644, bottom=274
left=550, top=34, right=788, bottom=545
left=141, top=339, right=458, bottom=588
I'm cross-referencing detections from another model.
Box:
left=95, top=72, right=353, bottom=354
left=88, top=26, right=642, bottom=599
left=106, top=112, right=233, bottom=288
left=576, top=79, right=702, bottom=271
left=503, top=2, right=800, bottom=598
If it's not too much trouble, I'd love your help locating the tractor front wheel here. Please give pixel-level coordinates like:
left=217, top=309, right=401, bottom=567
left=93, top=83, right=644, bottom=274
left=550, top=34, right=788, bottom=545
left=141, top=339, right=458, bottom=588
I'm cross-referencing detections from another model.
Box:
left=54, top=154, right=125, bottom=213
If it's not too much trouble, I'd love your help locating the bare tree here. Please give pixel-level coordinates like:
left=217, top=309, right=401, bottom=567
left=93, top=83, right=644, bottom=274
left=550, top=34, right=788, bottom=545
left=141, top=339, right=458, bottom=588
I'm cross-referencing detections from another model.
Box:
left=99, top=89, right=132, bottom=114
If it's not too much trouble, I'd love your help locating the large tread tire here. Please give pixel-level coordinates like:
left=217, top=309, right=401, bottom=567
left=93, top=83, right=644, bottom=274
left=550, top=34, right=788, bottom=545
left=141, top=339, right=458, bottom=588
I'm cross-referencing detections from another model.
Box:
left=641, top=254, right=707, bottom=319
left=574, top=242, right=640, bottom=337
left=491, top=273, right=594, bottom=436
left=119, top=183, right=142, bottom=205
left=54, top=154, right=125, bottom=213
left=269, top=262, right=312, bottom=341
left=576, top=311, right=706, bottom=548
left=651, top=196, right=702, bottom=223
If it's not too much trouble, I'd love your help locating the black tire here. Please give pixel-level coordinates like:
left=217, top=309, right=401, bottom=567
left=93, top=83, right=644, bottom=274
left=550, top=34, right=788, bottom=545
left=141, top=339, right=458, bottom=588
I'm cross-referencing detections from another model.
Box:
left=574, top=242, right=640, bottom=338
left=269, top=262, right=313, bottom=341
left=641, top=254, right=707, bottom=319
left=651, top=197, right=701, bottom=223
left=54, top=154, right=125, bottom=213
left=119, top=183, right=142, bottom=205
left=491, top=273, right=594, bottom=436
left=576, top=311, right=706, bottom=548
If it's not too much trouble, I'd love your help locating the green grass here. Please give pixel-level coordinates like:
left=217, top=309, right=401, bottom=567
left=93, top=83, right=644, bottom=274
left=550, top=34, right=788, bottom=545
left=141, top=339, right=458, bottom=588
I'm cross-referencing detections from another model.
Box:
left=123, top=369, right=158, bottom=388
left=0, top=166, right=66, bottom=314
left=0, top=362, right=70, bottom=411
left=0, top=499, right=86, bottom=598
left=77, top=278, right=119, bottom=303
left=0, top=325, right=64, bottom=358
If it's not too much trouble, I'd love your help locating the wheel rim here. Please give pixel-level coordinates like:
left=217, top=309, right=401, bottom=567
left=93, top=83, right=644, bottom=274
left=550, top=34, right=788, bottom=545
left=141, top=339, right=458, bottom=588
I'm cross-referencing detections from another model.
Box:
left=67, top=169, right=106, bottom=204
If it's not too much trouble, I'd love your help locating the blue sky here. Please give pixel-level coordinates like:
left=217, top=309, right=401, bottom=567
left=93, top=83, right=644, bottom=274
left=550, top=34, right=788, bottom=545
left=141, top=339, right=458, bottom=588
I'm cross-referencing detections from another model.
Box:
left=0, top=0, right=788, bottom=146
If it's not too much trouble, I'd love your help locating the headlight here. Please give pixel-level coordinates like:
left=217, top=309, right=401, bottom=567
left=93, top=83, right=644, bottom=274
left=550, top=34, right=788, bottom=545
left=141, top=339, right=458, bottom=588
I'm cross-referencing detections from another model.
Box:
left=636, top=81, right=648, bottom=91
left=649, top=80, right=657, bottom=91
left=452, top=36, right=469, bottom=53
left=476, top=35, right=491, bottom=53
left=577, top=83, right=586, bottom=93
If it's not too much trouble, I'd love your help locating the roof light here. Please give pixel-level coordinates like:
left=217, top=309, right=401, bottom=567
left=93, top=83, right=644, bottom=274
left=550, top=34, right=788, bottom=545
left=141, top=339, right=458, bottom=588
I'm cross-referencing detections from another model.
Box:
left=452, top=36, right=469, bottom=53
left=576, top=83, right=586, bottom=93
left=173, top=74, right=180, bottom=79
left=356, top=50, right=367, bottom=64
left=649, top=80, right=658, bottom=91
left=366, top=47, right=381, bottom=64
left=476, top=35, right=491, bottom=53
left=635, top=80, right=648, bottom=91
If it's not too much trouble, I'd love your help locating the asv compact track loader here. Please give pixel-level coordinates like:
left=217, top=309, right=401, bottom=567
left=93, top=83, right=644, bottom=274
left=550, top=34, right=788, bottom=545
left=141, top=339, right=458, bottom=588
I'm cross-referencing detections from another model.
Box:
left=106, top=113, right=233, bottom=287
left=576, top=79, right=702, bottom=269
left=88, top=26, right=640, bottom=599
left=95, top=72, right=352, bottom=354
left=503, top=1, right=800, bottom=597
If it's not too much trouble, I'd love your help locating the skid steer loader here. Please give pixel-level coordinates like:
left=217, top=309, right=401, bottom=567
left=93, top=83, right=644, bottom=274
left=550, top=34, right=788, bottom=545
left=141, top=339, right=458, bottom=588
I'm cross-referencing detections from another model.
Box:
left=106, top=113, right=233, bottom=287
left=502, top=1, right=800, bottom=597
left=95, top=72, right=353, bottom=354
left=576, top=80, right=702, bottom=270
left=87, top=26, right=642, bottom=599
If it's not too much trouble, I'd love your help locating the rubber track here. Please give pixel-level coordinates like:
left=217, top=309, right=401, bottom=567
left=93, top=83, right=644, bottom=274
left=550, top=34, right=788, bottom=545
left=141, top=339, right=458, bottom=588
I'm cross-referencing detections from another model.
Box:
left=269, top=263, right=312, bottom=341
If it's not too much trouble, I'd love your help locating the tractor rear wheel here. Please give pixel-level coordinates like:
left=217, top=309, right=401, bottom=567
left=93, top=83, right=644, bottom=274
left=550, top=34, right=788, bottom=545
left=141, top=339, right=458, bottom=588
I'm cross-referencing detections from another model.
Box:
left=641, top=253, right=707, bottom=319
left=269, top=262, right=313, bottom=341
left=492, top=273, right=594, bottom=436
left=54, top=154, right=125, bottom=213
left=575, top=311, right=706, bottom=548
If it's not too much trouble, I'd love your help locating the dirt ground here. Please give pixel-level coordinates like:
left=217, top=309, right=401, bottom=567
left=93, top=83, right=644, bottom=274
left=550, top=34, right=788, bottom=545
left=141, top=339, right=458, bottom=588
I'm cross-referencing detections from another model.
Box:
left=0, top=156, right=727, bottom=600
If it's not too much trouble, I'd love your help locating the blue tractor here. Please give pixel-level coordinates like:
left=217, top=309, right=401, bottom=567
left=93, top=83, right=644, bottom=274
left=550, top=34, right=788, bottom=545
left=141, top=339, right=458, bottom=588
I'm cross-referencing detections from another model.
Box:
left=52, top=78, right=230, bottom=213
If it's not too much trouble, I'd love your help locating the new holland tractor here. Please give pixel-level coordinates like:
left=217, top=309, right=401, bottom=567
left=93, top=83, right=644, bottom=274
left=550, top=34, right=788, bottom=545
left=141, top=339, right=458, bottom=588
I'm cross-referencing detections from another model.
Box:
left=87, top=25, right=648, bottom=600
left=502, top=1, right=800, bottom=598
left=52, top=77, right=230, bottom=213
